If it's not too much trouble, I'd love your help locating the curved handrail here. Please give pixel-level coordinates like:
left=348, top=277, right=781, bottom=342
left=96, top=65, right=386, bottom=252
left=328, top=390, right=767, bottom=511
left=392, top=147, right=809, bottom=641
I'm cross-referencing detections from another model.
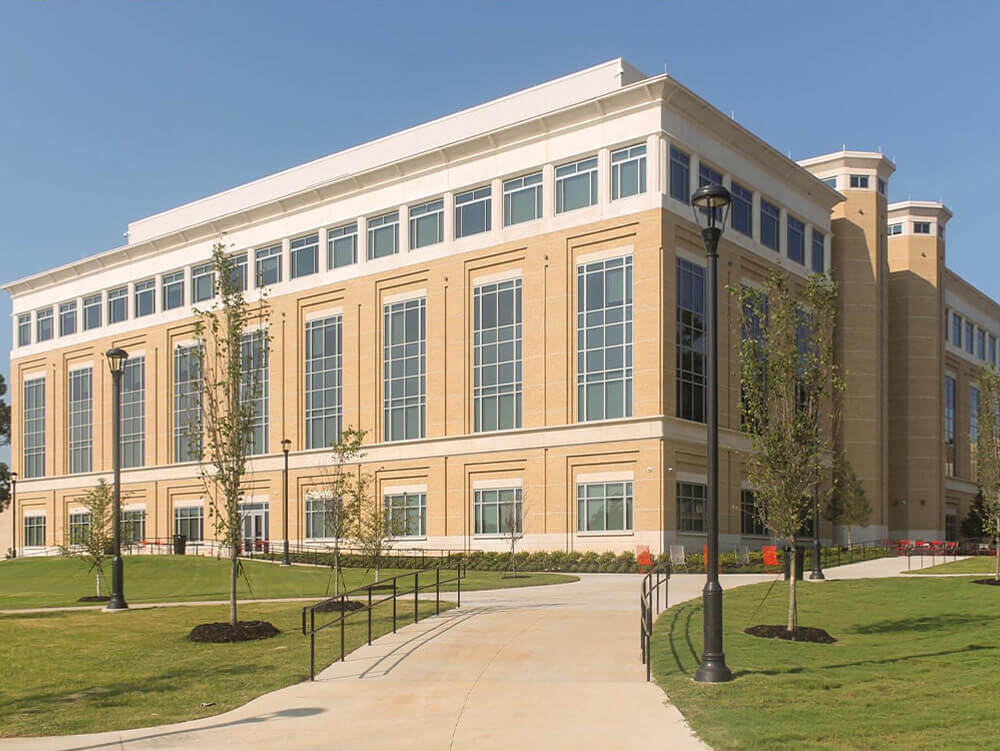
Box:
left=639, top=560, right=671, bottom=681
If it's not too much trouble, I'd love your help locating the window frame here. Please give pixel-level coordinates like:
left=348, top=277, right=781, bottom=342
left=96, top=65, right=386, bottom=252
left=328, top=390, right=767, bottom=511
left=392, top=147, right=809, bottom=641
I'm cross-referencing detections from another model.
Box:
left=68, top=367, right=93, bottom=474
left=304, top=315, right=343, bottom=450
left=502, top=171, right=543, bottom=226
left=36, top=307, right=54, bottom=342
left=120, top=356, right=146, bottom=469
left=17, top=314, right=31, bottom=347
left=786, top=215, right=805, bottom=265
left=254, top=244, right=282, bottom=287
left=191, top=263, right=215, bottom=303
left=290, top=234, right=320, bottom=279
left=760, top=199, right=780, bottom=252
left=669, top=146, right=690, bottom=203
left=59, top=301, right=77, bottom=337
left=23, top=378, right=46, bottom=479
left=367, top=211, right=400, bottom=260
left=555, top=156, right=599, bottom=214
left=162, top=271, right=185, bottom=311
left=173, top=506, right=204, bottom=543
left=610, top=143, right=647, bottom=200
left=811, top=230, right=825, bottom=273
left=473, top=487, right=523, bottom=536
left=409, top=198, right=444, bottom=249
left=676, top=257, right=706, bottom=423
left=134, top=278, right=156, bottom=318
left=455, top=186, right=492, bottom=238
left=173, top=345, right=202, bottom=463
left=327, top=223, right=358, bottom=269
left=849, top=174, right=870, bottom=189
left=677, top=482, right=706, bottom=533
left=383, top=297, right=426, bottom=442
left=24, top=515, right=45, bottom=547
left=473, top=278, right=523, bottom=432
left=576, top=481, right=634, bottom=533
left=384, top=492, right=427, bottom=538
left=730, top=182, right=753, bottom=237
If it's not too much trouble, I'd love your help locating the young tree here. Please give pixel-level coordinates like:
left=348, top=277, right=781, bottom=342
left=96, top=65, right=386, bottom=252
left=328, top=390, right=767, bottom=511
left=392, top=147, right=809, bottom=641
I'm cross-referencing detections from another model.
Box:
left=60, top=479, right=114, bottom=598
left=500, top=488, right=525, bottom=578
left=342, top=428, right=404, bottom=582
left=194, top=242, right=270, bottom=628
left=961, top=491, right=989, bottom=542
left=315, top=427, right=366, bottom=595
left=735, top=274, right=842, bottom=633
left=0, top=374, right=11, bottom=518
left=824, top=450, right=870, bottom=546
left=974, top=366, right=1000, bottom=581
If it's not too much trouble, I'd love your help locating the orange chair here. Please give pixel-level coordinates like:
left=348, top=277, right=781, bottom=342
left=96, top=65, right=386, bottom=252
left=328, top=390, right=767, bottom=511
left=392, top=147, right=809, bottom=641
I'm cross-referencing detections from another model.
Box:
left=636, top=545, right=653, bottom=573
left=762, top=545, right=780, bottom=572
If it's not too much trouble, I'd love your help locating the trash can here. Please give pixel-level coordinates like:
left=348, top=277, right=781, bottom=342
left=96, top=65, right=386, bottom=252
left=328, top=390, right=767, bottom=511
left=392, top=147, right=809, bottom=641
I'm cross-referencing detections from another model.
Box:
left=782, top=545, right=805, bottom=581
left=172, top=534, right=187, bottom=555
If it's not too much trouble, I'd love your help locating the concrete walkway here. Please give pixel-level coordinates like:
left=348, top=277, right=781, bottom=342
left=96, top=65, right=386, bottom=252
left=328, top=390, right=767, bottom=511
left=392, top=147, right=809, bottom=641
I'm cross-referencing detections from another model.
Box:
left=2, top=556, right=939, bottom=751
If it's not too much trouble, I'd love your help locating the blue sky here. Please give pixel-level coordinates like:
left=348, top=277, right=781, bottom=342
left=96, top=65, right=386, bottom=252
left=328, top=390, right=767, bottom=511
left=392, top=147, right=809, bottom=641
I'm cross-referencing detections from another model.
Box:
left=1, top=0, right=997, bottom=461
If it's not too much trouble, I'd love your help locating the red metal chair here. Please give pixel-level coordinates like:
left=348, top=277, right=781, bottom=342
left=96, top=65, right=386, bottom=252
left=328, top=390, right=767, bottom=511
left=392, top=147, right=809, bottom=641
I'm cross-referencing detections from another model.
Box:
left=762, top=545, right=780, bottom=572
left=636, top=545, right=653, bottom=573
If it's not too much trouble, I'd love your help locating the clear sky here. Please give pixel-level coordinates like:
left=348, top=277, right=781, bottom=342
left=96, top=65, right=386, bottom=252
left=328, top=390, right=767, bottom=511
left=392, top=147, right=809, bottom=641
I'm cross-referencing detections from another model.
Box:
left=1, top=0, right=997, bottom=462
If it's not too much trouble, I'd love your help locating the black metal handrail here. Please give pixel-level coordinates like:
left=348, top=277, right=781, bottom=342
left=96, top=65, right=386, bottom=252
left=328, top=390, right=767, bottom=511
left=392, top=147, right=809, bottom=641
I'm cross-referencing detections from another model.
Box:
left=639, top=560, right=671, bottom=681
left=301, top=562, right=466, bottom=681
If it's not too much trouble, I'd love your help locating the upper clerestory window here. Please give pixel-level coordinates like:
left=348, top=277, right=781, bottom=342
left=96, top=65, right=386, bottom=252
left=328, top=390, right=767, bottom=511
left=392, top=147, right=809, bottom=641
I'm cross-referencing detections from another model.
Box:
left=455, top=186, right=492, bottom=238
left=611, top=144, right=646, bottom=200
left=503, top=172, right=542, bottom=226
left=556, top=157, right=598, bottom=214
left=849, top=174, right=869, bottom=189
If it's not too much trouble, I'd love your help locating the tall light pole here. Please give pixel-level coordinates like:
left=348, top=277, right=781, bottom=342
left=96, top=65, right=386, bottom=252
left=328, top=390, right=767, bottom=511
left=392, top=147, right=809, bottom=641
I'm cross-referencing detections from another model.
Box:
left=106, top=347, right=129, bottom=611
left=9, top=471, right=17, bottom=558
left=690, top=183, right=733, bottom=683
left=281, top=438, right=291, bottom=566
left=809, top=492, right=825, bottom=580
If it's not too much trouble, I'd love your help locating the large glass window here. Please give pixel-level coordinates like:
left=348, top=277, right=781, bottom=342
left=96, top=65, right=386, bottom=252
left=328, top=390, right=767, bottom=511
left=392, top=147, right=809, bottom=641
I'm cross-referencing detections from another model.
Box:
left=305, top=492, right=340, bottom=539
left=811, top=230, right=825, bottom=273
left=36, top=308, right=53, bottom=342
left=850, top=174, right=869, bottom=189
left=611, top=144, right=646, bottom=200
left=731, top=182, right=753, bottom=237
left=409, top=199, right=444, bottom=249
left=741, top=489, right=767, bottom=536
left=455, top=186, right=492, bottom=238
left=677, top=482, right=706, bottom=533
left=192, top=263, right=215, bottom=303
left=966, top=322, right=975, bottom=354
left=121, top=357, right=145, bottom=469
left=889, top=223, right=903, bottom=236
left=474, top=488, right=523, bottom=535
left=17, top=314, right=30, bottom=346
left=577, top=256, right=633, bottom=422
left=290, top=234, right=319, bottom=279
left=254, top=245, right=282, bottom=287
left=971, top=385, right=981, bottom=445
left=978, top=329, right=987, bottom=360
left=59, top=302, right=77, bottom=337
left=327, top=223, right=357, bottom=269
left=669, top=147, right=690, bottom=203
left=24, top=516, right=45, bottom=547
left=69, top=512, right=91, bottom=546
left=23, top=378, right=45, bottom=478
left=676, top=258, right=706, bottom=423
left=914, top=222, right=931, bottom=234
left=990, top=335, right=997, bottom=366
left=383, top=298, right=426, bottom=441
left=229, top=252, right=249, bottom=291
left=68, top=367, right=93, bottom=474
left=305, top=316, right=343, bottom=450
left=162, top=271, right=185, bottom=311
left=174, top=506, right=203, bottom=542
left=121, top=509, right=146, bottom=545
left=503, top=172, right=542, bottom=226
left=787, top=216, right=805, bottom=264
left=945, top=375, right=956, bottom=477
left=368, top=211, right=399, bottom=259
left=474, top=279, right=522, bottom=432
left=556, top=156, right=598, bottom=213
left=173, top=345, right=202, bottom=463
left=108, top=286, right=128, bottom=323
left=83, top=294, right=102, bottom=331
left=577, top=481, right=633, bottom=532
left=241, top=330, right=269, bottom=456
left=385, top=492, right=426, bottom=537
left=134, top=279, right=155, bottom=317
left=952, top=313, right=963, bottom=348
left=760, top=199, right=780, bottom=251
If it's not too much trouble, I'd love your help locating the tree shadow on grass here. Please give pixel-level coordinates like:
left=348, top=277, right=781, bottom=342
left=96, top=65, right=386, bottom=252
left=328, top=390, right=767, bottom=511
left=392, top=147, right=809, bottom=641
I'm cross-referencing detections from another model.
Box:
left=732, top=644, right=994, bottom=678
left=662, top=601, right=700, bottom=675
left=849, top=614, right=997, bottom=634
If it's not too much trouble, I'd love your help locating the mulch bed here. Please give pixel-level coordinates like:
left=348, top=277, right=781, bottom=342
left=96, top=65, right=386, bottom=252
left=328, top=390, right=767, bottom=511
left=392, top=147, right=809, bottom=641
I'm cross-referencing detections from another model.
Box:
left=187, top=621, right=280, bottom=643
left=77, top=596, right=111, bottom=603
left=972, top=578, right=1000, bottom=587
left=744, top=624, right=837, bottom=644
left=313, top=599, right=365, bottom=614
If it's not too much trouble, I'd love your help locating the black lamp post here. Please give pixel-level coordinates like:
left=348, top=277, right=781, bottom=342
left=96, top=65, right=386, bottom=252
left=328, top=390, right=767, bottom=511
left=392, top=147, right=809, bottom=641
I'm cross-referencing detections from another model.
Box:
left=809, top=492, right=825, bottom=580
left=106, top=347, right=129, bottom=611
left=690, top=182, right=733, bottom=683
left=9, top=471, right=17, bottom=558
left=281, top=438, right=291, bottom=566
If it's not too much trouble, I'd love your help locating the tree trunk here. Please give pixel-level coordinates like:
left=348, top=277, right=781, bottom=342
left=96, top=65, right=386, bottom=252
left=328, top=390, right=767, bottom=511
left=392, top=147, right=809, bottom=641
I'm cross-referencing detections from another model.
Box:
left=846, top=527, right=853, bottom=547
left=230, top=550, right=238, bottom=627
left=995, top=524, right=999, bottom=582
left=787, top=548, right=797, bottom=633
left=374, top=555, right=380, bottom=583
left=96, top=567, right=102, bottom=598
left=334, top=545, right=341, bottom=597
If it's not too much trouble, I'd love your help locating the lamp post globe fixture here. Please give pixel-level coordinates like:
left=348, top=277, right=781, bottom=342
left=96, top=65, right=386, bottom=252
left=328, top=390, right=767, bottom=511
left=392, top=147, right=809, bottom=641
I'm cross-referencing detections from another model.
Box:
left=690, top=182, right=733, bottom=683
left=105, top=347, right=129, bottom=611
left=281, top=438, right=292, bottom=566
left=9, top=471, right=17, bottom=558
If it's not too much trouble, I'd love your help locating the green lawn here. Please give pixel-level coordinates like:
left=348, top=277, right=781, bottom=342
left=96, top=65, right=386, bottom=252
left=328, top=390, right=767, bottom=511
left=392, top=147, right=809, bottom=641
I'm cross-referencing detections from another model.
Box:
left=0, top=598, right=450, bottom=737
left=904, top=556, right=999, bottom=575
left=652, top=578, right=999, bottom=750
left=0, top=556, right=576, bottom=610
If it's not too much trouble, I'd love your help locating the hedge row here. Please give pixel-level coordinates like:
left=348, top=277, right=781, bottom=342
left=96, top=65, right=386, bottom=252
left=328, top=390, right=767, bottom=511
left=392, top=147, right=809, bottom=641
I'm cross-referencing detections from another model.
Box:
left=252, top=545, right=894, bottom=575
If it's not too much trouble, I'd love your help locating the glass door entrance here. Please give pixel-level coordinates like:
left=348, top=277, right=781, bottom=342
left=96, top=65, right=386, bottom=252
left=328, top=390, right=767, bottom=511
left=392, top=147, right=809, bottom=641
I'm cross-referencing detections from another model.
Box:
left=240, top=502, right=269, bottom=553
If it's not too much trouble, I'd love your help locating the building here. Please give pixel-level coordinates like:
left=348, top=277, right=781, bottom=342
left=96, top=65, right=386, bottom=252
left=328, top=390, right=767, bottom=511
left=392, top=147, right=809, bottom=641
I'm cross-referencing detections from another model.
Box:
left=2, top=59, right=991, bottom=557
